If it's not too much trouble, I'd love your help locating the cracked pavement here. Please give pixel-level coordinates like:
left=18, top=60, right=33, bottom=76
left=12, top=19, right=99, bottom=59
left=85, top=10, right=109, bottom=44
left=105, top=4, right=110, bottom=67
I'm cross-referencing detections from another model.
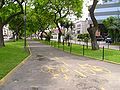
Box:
left=0, top=40, right=120, bottom=90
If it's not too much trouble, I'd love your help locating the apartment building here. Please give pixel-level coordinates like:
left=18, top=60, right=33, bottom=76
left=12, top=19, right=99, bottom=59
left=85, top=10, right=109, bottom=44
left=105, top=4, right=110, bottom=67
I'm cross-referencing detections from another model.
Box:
left=95, top=0, right=120, bottom=23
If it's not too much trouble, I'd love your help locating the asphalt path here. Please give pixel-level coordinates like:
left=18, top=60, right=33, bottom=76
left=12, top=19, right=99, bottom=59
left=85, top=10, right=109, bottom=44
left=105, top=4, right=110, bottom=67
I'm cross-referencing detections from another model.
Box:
left=0, top=40, right=120, bottom=90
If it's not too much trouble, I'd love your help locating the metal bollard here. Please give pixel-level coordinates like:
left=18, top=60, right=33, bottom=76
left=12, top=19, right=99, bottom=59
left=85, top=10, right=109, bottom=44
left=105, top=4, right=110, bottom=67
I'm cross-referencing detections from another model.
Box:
left=57, top=42, right=59, bottom=48
left=70, top=43, right=72, bottom=53
left=83, top=45, right=85, bottom=56
left=63, top=40, right=64, bottom=51
left=102, top=46, right=104, bottom=60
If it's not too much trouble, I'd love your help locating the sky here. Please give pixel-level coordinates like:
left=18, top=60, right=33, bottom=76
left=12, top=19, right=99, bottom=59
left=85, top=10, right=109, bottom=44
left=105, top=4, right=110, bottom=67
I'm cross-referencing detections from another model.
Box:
left=69, top=0, right=103, bottom=22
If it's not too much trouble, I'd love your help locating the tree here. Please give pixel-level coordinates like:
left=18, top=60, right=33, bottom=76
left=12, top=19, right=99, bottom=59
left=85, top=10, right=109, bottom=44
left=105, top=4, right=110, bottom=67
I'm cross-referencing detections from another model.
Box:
left=35, top=0, right=83, bottom=42
left=0, top=0, right=24, bottom=47
left=87, top=0, right=112, bottom=50
left=87, top=0, right=99, bottom=50
left=103, top=16, right=120, bottom=43
left=9, top=15, right=24, bottom=41
left=29, top=1, right=55, bottom=40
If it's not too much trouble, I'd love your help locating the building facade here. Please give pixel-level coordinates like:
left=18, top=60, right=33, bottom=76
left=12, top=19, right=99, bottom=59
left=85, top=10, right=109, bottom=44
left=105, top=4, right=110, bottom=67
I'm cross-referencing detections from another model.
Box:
left=3, top=25, right=12, bottom=40
left=73, top=20, right=88, bottom=34
left=88, top=0, right=120, bottom=36
left=94, top=0, right=120, bottom=23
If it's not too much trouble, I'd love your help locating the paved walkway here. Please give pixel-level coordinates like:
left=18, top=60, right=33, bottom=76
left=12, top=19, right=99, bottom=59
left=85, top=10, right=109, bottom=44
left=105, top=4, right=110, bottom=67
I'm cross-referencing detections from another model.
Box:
left=0, top=40, right=120, bottom=90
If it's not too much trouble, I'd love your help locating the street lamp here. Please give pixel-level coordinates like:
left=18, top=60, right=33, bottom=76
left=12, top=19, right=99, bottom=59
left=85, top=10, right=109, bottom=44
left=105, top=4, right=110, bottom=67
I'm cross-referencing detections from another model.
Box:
left=24, top=1, right=27, bottom=48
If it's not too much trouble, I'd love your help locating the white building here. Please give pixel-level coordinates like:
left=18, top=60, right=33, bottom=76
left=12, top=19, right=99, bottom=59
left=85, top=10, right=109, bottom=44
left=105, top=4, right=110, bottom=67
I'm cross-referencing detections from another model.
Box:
left=72, top=0, right=103, bottom=35
left=3, top=25, right=12, bottom=40
left=73, top=20, right=88, bottom=34
left=88, top=0, right=120, bottom=23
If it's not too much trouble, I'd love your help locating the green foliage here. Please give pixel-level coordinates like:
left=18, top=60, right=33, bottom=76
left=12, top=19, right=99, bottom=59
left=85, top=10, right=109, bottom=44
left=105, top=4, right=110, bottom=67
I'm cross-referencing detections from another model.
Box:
left=34, top=0, right=83, bottom=27
left=40, top=40, right=120, bottom=63
left=9, top=15, right=24, bottom=30
left=0, top=40, right=29, bottom=79
left=26, top=0, right=83, bottom=41
left=103, top=16, right=120, bottom=42
left=77, top=33, right=90, bottom=42
left=0, top=0, right=23, bottom=22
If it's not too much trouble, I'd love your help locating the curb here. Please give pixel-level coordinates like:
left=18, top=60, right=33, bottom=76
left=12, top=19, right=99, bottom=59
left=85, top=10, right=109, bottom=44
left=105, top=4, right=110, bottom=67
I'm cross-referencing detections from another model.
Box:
left=0, top=45, right=32, bottom=86
left=49, top=42, right=120, bottom=65
left=104, top=60, right=120, bottom=65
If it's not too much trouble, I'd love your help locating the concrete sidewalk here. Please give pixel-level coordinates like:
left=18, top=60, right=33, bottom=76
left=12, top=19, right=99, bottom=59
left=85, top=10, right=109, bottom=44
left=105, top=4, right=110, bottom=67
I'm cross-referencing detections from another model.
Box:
left=0, top=40, right=120, bottom=90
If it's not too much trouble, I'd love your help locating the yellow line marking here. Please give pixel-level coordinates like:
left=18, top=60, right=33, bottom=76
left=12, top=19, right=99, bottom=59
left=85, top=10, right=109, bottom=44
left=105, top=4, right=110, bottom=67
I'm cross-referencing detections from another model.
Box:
left=61, top=66, right=69, bottom=73
left=60, top=67, right=65, bottom=73
left=52, top=57, right=69, bottom=66
left=49, top=57, right=111, bottom=81
left=63, top=74, right=69, bottom=80
left=78, top=64, right=111, bottom=74
left=60, top=61, right=69, bottom=66
left=78, top=64, right=96, bottom=75
left=74, top=70, right=87, bottom=78
left=89, top=69, right=96, bottom=75
left=53, top=74, right=59, bottom=79
left=92, top=66, right=111, bottom=74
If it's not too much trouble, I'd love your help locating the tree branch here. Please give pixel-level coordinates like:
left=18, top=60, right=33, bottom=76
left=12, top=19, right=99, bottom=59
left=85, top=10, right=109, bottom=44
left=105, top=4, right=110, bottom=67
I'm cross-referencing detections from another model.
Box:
left=89, top=0, right=98, bottom=28
left=0, top=0, right=5, bottom=9
left=3, top=0, right=24, bottom=25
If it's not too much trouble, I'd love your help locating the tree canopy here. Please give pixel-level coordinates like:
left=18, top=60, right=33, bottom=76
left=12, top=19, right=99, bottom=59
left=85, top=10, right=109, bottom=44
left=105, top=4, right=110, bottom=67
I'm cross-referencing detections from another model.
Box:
left=0, top=0, right=24, bottom=47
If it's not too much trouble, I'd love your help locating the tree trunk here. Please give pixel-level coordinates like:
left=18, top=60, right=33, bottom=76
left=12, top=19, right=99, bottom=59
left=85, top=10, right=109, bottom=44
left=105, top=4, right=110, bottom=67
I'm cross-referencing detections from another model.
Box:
left=87, top=26, right=99, bottom=50
left=38, top=32, right=40, bottom=39
left=40, top=32, right=44, bottom=40
left=0, top=25, right=5, bottom=47
left=12, top=32, right=16, bottom=42
left=16, top=27, right=19, bottom=41
left=56, top=23, right=62, bottom=42
left=58, top=30, right=62, bottom=43
left=88, top=0, right=99, bottom=50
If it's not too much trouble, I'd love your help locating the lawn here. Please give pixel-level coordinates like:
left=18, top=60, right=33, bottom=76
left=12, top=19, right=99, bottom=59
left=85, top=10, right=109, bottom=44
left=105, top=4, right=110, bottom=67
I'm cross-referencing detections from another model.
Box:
left=0, top=40, right=29, bottom=79
left=39, top=40, right=120, bottom=64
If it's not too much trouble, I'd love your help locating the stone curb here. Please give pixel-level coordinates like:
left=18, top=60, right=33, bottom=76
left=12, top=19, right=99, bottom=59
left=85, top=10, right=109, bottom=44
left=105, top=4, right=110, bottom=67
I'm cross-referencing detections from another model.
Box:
left=0, top=45, right=32, bottom=86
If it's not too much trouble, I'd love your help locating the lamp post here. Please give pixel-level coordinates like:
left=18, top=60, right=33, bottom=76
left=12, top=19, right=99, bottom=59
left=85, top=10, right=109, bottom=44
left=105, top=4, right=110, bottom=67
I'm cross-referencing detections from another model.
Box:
left=24, top=1, right=27, bottom=48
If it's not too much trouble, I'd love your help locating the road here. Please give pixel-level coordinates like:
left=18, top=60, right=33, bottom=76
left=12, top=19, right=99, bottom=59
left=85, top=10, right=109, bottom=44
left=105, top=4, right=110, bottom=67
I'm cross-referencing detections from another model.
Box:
left=0, top=40, right=120, bottom=90
left=70, top=40, right=120, bottom=50
left=51, top=39, right=120, bottom=50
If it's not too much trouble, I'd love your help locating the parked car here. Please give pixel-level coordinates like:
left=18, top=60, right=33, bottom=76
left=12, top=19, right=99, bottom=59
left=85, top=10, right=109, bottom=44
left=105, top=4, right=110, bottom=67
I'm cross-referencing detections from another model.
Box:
left=96, top=36, right=104, bottom=41
left=105, top=38, right=112, bottom=43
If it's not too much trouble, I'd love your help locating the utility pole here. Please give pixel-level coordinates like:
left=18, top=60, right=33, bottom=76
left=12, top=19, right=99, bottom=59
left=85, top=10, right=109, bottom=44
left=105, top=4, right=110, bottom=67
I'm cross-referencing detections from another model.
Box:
left=24, top=1, right=27, bottom=48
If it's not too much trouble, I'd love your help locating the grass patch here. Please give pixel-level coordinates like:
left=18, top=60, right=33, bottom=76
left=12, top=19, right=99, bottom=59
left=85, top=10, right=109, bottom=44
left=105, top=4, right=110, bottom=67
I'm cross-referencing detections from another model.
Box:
left=0, top=40, right=29, bottom=79
left=38, top=40, right=120, bottom=64
left=111, top=42, right=120, bottom=45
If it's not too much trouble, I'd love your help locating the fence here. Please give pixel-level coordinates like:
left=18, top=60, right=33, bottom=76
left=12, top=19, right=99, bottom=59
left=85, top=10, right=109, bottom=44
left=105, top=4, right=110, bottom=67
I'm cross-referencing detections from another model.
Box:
left=42, top=40, right=120, bottom=64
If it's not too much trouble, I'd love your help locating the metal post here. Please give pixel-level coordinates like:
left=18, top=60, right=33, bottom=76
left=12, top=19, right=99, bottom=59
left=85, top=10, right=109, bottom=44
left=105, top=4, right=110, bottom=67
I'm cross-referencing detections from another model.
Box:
left=54, top=41, right=55, bottom=47
left=108, top=43, right=109, bottom=49
left=63, top=40, right=64, bottom=51
left=119, top=45, right=120, bottom=50
left=58, top=42, right=59, bottom=48
left=51, top=41, right=52, bottom=46
left=102, top=46, right=104, bottom=60
left=83, top=45, right=84, bottom=56
left=49, top=41, right=50, bottom=45
left=24, top=2, right=26, bottom=48
left=70, top=43, right=72, bottom=53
